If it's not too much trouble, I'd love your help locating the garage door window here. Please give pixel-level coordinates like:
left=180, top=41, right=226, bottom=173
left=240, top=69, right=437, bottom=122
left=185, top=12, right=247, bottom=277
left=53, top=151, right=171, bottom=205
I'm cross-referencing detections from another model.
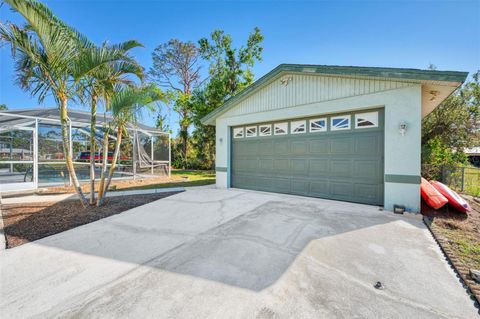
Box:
left=246, top=126, right=257, bottom=137
left=355, top=112, right=378, bottom=129
left=274, top=122, right=288, bottom=135
left=331, top=115, right=350, bottom=131
left=309, top=118, right=327, bottom=132
left=233, top=127, right=244, bottom=138
left=291, top=120, right=306, bottom=134
left=259, top=124, right=272, bottom=136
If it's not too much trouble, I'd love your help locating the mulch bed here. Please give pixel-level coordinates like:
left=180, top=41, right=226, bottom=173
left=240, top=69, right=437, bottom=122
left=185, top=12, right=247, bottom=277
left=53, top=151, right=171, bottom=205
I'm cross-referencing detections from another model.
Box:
left=1, top=192, right=179, bottom=249
left=422, top=198, right=480, bottom=305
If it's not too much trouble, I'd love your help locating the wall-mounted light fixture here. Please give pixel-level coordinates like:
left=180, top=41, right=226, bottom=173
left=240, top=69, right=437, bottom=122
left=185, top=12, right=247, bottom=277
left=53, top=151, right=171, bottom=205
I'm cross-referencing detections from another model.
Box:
left=399, top=122, right=407, bottom=136
left=219, top=137, right=223, bottom=143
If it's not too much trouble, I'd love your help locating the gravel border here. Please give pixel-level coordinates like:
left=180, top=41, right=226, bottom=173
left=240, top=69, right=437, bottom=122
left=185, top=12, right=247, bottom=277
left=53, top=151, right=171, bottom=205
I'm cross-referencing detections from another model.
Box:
left=423, top=216, right=480, bottom=309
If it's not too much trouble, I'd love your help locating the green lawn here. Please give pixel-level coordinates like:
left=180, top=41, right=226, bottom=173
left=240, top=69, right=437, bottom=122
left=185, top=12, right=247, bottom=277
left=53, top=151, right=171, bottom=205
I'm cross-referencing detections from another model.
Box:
left=117, top=170, right=215, bottom=191
left=438, top=166, right=480, bottom=197
left=464, top=167, right=480, bottom=197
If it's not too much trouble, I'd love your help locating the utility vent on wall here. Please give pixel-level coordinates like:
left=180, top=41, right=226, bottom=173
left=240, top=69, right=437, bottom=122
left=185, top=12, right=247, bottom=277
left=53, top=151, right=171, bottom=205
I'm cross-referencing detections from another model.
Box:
left=280, top=76, right=292, bottom=86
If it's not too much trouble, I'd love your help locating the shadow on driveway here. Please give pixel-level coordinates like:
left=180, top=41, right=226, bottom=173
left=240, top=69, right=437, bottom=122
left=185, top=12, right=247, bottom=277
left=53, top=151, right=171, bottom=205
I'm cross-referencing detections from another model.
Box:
left=3, top=189, right=412, bottom=291
left=1, top=189, right=478, bottom=318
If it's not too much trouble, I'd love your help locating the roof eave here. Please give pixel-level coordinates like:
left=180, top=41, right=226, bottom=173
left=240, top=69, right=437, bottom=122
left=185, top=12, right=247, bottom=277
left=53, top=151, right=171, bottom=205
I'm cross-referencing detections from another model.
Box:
left=201, top=64, right=469, bottom=125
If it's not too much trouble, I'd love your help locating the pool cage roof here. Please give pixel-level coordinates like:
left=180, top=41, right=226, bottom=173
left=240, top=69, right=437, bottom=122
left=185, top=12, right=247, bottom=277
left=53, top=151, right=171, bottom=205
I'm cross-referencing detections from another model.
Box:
left=0, top=107, right=166, bottom=135
left=0, top=108, right=171, bottom=192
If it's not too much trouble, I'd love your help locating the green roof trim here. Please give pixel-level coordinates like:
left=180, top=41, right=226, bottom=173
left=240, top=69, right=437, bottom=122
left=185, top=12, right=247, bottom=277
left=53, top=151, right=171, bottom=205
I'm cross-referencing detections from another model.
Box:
left=201, top=64, right=468, bottom=125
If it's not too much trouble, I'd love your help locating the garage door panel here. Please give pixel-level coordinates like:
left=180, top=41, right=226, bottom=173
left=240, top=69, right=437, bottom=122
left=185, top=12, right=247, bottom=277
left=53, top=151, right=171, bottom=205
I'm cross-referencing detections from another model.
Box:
left=274, top=141, right=289, bottom=155
left=271, top=178, right=291, bottom=193
left=309, top=159, right=329, bottom=176
left=330, top=136, right=354, bottom=154
left=292, top=180, right=308, bottom=194
left=259, top=159, right=274, bottom=171
left=309, top=139, right=329, bottom=153
left=330, top=160, right=353, bottom=177
left=354, top=160, right=382, bottom=180
left=233, top=175, right=256, bottom=188
left=355, top=183, right=381, bottom=204
left=330, top=181, right=354, bottom=198
left=273, top=159, right=290, bottom=172
left=236, top=142, right=258, bottom=156
left=235, top=158, right=258, bottom=171
left=258, top=141, right=274, bottom=155
left=291, top=140, right=308, bottom=154
left=254, top=176, right=274, bottom=190
left=291, top=159, right=308, bottom=175
left=355, top=135, right=381, bottom=155
left=310, top=180, right=329, bottom=197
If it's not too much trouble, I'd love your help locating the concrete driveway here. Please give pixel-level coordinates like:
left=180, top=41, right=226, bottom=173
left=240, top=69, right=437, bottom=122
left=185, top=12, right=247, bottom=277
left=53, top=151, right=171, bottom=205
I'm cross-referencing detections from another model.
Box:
left=1, top=188, right=478, bottom=318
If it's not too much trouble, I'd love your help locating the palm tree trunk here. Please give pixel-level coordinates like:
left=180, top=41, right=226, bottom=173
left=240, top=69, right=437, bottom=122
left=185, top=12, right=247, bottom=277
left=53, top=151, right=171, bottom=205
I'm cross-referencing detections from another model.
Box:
left=97, top=112, right=109, bottom=205
left=98, top=126, right=123, bottom=206
left=60, top=97, right=87, bottom=207
left=89, top=94, right=97, bottom=205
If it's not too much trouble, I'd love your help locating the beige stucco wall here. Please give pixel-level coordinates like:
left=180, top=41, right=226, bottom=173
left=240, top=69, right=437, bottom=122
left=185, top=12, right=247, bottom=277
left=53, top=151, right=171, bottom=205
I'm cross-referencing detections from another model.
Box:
left=214, top=79, right=422, bottom=212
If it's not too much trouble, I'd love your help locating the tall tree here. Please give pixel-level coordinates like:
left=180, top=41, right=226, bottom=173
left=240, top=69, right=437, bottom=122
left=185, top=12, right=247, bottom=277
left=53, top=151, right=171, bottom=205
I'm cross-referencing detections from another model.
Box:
left=0, top=104, right=8, bottom=110
left=422, top=71, right=480, bottom=165
left=191, top=27, right=264, bottom=168
left=149, top=40, right=201, bottom=166
left=0, top=0, right=129, bottom=206
left=198, top=27, right=264, bottom=96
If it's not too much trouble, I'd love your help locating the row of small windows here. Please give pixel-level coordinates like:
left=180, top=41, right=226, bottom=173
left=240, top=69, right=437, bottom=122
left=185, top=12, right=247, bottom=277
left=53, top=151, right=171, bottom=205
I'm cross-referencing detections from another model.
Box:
left=233, top=111, right=378, bottom=138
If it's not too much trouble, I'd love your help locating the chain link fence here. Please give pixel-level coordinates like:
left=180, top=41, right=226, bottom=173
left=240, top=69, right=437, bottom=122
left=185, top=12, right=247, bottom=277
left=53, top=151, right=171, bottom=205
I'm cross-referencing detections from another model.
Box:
left=422, top=164, right=480, bottom=197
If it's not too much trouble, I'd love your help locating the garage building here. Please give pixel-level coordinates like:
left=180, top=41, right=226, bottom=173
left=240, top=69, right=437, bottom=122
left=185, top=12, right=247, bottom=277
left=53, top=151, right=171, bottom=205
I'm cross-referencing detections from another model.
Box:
left=201, top=64, right=467, bottom=212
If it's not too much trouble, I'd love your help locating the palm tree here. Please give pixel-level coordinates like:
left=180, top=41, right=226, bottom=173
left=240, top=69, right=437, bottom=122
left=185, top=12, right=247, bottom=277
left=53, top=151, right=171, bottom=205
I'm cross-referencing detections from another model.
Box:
left=81, top=41, right=144, bottom=204
left=1, top=0, right=141, bottom=206
left=94, top=43, right=146, bottom=203
left=97, top=84, right=164, bottom=206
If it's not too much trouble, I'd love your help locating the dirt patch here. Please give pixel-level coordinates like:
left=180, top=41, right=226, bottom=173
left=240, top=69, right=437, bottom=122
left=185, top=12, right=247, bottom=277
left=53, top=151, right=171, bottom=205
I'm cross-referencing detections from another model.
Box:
left=1, top=192, right=180, bottom=248
left=422, top=199, right=480, bottom=267
left=31, top=170, right=215, bottom=195
left=422, top=197, right=480, bottom=303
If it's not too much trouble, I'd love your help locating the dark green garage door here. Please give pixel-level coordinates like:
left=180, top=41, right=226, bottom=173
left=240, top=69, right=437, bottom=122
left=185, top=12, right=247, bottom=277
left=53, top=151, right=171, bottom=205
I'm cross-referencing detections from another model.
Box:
left=231, top=111, right=384, bottom=205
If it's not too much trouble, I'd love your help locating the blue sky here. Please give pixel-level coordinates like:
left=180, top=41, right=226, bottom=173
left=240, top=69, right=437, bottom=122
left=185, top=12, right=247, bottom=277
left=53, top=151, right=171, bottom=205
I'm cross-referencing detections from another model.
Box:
left=1, top=0, right=479, bottom=135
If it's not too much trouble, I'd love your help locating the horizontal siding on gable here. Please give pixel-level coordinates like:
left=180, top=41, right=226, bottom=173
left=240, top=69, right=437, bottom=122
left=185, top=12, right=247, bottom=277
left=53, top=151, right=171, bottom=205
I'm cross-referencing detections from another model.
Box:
left=226, top=74, right=414, bottom=117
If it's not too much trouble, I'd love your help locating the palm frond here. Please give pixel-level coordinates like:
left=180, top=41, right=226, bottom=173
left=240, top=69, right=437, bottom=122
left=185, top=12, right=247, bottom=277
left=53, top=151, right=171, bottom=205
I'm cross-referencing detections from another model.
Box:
left=110, top=84, right=164, bottom=123
left=4, top=0, right=92, bottom=49
left=108, top=39, right=144, bottom=52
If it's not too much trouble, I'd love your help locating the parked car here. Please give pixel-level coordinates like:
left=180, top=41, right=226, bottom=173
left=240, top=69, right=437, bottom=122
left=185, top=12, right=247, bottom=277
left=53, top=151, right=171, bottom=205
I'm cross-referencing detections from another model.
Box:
left=75, top=151, right=130, bottom=162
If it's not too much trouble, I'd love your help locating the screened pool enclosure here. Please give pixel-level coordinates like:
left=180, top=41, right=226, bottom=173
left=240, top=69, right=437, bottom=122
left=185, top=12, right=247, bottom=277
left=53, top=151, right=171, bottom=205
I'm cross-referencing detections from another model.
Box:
left=0, top=108, right=170, bottom=192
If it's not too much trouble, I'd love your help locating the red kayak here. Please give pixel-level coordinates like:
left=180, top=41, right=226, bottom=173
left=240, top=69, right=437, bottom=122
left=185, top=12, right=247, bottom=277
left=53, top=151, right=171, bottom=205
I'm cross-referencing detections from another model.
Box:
left=421, top=178, right=448, bottom=210
left=430, top=181, right=471, bottom=213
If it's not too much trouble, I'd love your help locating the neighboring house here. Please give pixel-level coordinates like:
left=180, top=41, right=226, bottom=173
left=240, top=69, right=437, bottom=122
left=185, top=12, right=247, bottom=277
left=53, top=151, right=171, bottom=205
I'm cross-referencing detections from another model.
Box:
left=202, top=64, right=468, bottom=212
left=465, top=147, right=480, bottom=167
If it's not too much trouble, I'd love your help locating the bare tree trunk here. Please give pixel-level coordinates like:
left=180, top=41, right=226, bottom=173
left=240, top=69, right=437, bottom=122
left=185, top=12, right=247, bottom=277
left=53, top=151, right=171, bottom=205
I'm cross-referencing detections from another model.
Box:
left=89, top=95, right=97, bottom=205
left=180, top=112, right=188, bottom=169
left=182, top=129, right=187, bottom=168
left=97, top=116, right=109, bottom=205
left=98, top=126, right=122, bottom=206
left=60, top=97, right=87, bottom=207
